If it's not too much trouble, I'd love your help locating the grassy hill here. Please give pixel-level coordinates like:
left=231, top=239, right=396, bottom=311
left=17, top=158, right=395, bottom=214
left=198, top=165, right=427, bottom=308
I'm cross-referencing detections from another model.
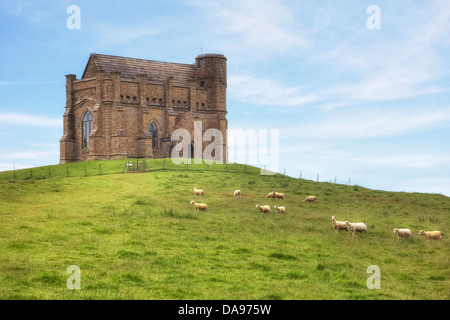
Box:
left=0, top=159, right=448, bottom=300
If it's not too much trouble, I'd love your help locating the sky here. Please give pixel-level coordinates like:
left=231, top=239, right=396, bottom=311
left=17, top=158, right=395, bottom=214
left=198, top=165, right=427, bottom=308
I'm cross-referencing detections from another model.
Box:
left=0, top=0, right=449, bottom=196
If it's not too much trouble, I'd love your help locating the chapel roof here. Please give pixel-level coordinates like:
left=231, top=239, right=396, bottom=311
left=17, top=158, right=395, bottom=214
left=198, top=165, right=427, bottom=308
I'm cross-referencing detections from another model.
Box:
left=82, top=53, right=196, bottom=85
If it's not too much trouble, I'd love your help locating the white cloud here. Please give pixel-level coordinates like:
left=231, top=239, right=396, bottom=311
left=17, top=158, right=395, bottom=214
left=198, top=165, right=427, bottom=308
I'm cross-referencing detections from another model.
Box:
left=190, top=0, right=308, bottom=53
left=0, top=162, right=31, bottom=172
left=2, top=151, right=59, bottom=160
left=0, top=112, right=61, bottom=128
left=353, top=154, right=450, bottom=169
left=0, top=80, right=62, bottom=86
left=92, top=24, right=158, bottom=48
left=288, top=106, right=450, bottom=139
left=315, top=1, right=450, bottom=102
left=228, top=74, right=318, bottom=107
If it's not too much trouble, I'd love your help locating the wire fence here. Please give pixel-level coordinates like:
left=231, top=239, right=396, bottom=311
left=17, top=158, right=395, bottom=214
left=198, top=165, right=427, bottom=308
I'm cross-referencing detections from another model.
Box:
left=2, top=158, right=353, bottom=186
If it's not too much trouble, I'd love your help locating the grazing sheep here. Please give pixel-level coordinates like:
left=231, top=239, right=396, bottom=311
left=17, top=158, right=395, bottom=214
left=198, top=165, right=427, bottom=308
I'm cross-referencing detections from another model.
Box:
left=344, top=221, right=368, bottom=237
left=256, top=204, right=271, bottom=214
left=274, top=205, right=286, bottom=214
left=264, top=191, right=276, bottom=199
left=193, top=188, right=204, bottom=196
left=393, top=228, right=412, bottom=239
left=418, top=230, right=445, bottom=240
left=303, top=196, right=317, bottom=203
left=274, top=192, right=285, bottom=199
left=264, top=191, right=284, bottom=199
left=331, top=216, right=349, bottom=234
left=190, top=200, right=208, bottom=212
left=234, top=190, right=242, bottom=198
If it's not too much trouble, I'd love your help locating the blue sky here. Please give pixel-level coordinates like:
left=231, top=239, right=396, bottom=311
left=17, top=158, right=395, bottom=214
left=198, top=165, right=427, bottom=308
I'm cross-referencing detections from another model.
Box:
left=0, top=0, right=449, bottom=196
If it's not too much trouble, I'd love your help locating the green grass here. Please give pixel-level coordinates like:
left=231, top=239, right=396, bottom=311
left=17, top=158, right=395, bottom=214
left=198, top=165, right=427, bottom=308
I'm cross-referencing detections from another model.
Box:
left=0, top=159, right=448, bottom=299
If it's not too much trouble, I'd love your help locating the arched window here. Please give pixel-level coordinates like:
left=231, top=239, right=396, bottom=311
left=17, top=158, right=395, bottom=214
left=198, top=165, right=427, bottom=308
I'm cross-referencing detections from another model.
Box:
left=149, top=121, right=158, bottom=149
left=82, top=111, right=93, bottom=149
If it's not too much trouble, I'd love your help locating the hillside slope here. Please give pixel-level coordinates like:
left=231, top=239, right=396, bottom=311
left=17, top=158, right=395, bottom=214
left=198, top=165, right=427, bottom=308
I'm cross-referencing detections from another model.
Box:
left=0, top=159, right=448, bottom=299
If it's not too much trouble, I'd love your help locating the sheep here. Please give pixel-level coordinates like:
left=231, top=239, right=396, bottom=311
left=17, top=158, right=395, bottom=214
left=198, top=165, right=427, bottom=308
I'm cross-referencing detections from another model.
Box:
left=393, top=228, right=412, bottom=239
left=418, top=230, right=445, bottom=240
left=274, top=205, right=286, bottom=214
left=190, top=200, right=208, bottom=212
left=344, top=221, right=368, bottom=237
left=264, top=191, right=284, bottom=199
left=303, top=196, right=317, bottom=203
left=264, top=191, right=276, bottom=199
left=274, top=192, right=285, bottom=199
left=331, top=216, right=349, bottom=234
left=234, top=190, right=241, bottom=198
left=256, top=204, right=271, bottom=214
left=193, top=188, right=204, bottom=196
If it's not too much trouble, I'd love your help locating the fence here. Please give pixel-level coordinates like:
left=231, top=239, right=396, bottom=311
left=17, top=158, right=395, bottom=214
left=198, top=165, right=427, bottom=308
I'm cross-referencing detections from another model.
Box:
left=2, top=158, right=353, bottom=186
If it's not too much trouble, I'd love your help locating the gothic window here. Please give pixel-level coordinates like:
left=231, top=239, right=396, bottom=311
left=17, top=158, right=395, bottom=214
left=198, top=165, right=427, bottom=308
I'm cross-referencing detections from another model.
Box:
left=82, top=111, right=93, bottom=149
left=199, top=58, right=204, bottom=68
left=149, top=121, right=158, bottom=149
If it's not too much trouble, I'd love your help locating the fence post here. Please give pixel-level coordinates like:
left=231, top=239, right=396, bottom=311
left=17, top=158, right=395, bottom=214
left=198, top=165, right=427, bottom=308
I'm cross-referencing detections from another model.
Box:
left=66, top=167, right=69, bottom=177
left=143, top=160, right=147, bottom=172
left=48, top=168, right=52, bottom=178
left=99, top=164, right=103, bottom=175
left=84, top=165, right=88, bottom=177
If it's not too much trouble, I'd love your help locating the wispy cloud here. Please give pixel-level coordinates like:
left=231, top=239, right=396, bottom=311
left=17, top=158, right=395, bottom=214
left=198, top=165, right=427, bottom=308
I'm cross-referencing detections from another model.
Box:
left=0, top=162, right=31, bottom=172
left=353, top=153, right=450, bottom=169
left=0, top=112, right=61, bottom=128
left=287, top=106, right=450, bottom=139
left=190, top=0, right=308, bottom=54
left=3, top=151, right=59, bottom=160
left=0, top=80, right=63, bottom=86
left=318, top=2, right=450, bottom=102
left=228, top=74, right=318, bottom=107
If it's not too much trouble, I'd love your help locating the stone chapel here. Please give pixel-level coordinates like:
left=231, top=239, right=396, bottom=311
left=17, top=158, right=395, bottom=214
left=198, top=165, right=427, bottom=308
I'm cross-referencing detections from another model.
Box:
left=59, top=53, right=227, bottom=163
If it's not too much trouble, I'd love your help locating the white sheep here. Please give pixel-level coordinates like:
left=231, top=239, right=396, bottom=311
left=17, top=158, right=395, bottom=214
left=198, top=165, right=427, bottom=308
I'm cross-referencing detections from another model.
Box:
left=331, top=216, right=349, bottom=234
left=193, top=188, right=204, bottom=196
left=303, top=196, right=316, bottom=203
left=264, top=191, right=276, bottom=199
left=234, top=190, right=242, bottom=198
left=274, top=192, right=284, bottom=199
left=418, top=230, right=445, bottom=240
left=393, top=228, right=412, bottom=239
left=344, top=221, right=368, bottom=237
left=256, top=204, right=271, bottom=214
left=190, top=200, right=208, bottom=212
left=274, top=205, right=286, bottom=214
left=264, top=191, right=284, bottom=199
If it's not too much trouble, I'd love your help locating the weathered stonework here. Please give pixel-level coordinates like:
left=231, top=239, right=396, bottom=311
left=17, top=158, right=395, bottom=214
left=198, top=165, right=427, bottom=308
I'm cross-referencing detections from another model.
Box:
left=60, top=53, right=227, bottom=163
